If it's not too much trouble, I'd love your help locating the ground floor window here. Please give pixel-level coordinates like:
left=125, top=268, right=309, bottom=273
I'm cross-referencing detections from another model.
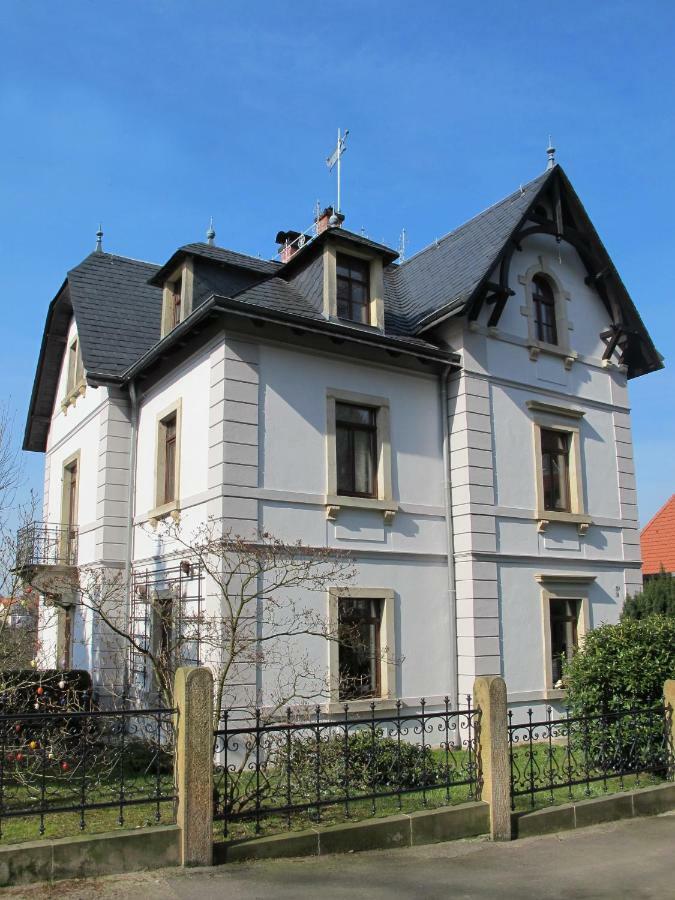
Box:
left=338, top=597, right=382, bottom=700
left=549, top=598, right=580, bottom=684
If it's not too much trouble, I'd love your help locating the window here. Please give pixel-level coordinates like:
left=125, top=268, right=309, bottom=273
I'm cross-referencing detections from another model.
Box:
left=161, top=262, right=193, bottom=337
left=541, top=428, right=570, bottom=512
left=66, top=338, right=84, bottom=395
left=529, top=401, right=588, bottom=529
left=153, top=401, right=181, bottom=517
left=338, top=597, right=382, bottom=700
left=336, top=403, right=377, bottom=497
left=337, top=254, right=370, bottom=325
left=532, top=275, right=558, bottom=345
left=61, top=455, right=79, bottom=564
left=171, top=277, right=182, bottom=329
left=161, top=413, right=177, bottom=505
left=328, top=587, right=395, bottom=706
left=549, top=598, right=580, bottom=684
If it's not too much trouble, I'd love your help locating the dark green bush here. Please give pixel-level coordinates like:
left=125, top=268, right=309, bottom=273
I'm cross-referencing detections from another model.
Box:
left=564, top=615, right=675, bottom=713
left=286, top=728, right=447, bottom=797
left=622, top=571, right=675, bottom=620
left=563, top=615, right=675, bottom=773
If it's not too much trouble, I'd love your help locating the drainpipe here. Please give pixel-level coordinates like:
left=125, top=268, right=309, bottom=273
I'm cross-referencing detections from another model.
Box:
left=122, top=380, right=140, bottom=698
left=439, top=366, right=459, bottom=713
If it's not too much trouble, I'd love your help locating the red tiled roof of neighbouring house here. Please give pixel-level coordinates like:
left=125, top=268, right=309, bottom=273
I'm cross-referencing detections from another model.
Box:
left=641, top=494, right=675, bottom=575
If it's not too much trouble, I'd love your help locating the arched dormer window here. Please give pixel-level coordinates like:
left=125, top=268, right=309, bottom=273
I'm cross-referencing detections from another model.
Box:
left=532, top=274, right=558, bottom=345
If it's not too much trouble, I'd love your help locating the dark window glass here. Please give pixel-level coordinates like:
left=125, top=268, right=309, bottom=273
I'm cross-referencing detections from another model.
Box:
left=336, top=254, right=370, bottom=325
left=171, top=278, right=182, bottom=328
left=336, top=403, right=377, bottom=497
left=163, top=414, right=177, bottom=504
left=550, top=598, right=580, bottom=683
left=338, top=597, right=381, bottom=700
left=532, top=275, right=558, bottom=345
left=541, top=429, right=570, bottom=512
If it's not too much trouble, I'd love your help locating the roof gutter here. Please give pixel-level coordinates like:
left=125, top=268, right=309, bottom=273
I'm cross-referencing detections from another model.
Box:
left=118, top=294, right=459, bottom=384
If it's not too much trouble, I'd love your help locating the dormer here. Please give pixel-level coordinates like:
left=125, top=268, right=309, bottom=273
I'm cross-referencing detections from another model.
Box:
left=158, top=258, right=194, bottom=338
left=278, top=212, right=398, bottom=331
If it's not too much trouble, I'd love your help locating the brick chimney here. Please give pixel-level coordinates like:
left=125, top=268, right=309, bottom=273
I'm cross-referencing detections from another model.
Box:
left=275, top=230, right=303, bottom=263
left=316, top=206, right=345, bottom=234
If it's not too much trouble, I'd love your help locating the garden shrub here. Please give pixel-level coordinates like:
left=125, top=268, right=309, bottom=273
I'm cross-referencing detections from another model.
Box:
left=622, top=571, right=675, bottom=620
left=563, top=615, right=675, bottom=773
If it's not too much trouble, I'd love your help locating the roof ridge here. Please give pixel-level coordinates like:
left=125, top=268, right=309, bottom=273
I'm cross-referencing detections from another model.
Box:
left=641, top=494, right=675, bottom=534
left=182, top=242, right=281, bottom=266
left=401, top=169, right=551, bottom=268
left=69, top=251, right=161, bottom=274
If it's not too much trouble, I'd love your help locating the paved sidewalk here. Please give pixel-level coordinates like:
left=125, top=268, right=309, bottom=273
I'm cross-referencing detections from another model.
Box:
left=5, top=812, right=675, bottom=900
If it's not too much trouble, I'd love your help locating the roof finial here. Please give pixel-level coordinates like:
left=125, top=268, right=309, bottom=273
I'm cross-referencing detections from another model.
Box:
left=95, top=223, right=103, bottom=253
left=546, top=136, right=556, bottom=170
left=206, top=216, right=216, bottom=246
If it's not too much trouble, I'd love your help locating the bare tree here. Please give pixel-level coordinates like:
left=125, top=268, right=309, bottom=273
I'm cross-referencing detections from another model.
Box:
left=0, top=401, right=50, bottom=689
left=62, top=519, right=362, bottom=726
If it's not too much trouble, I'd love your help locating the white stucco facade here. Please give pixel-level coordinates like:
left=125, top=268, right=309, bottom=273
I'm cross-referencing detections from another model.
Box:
left=27, top=169, right=655, bottom=716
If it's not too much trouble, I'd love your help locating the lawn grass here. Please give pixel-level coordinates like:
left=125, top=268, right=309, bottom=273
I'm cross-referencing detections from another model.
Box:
left=215, top=742, right=669, bottom=841
left=0, top=773, right=175, bottom=846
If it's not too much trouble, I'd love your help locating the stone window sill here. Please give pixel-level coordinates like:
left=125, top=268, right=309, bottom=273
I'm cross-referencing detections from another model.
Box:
left=61, top=381, right=87, bottom=413
left=528, top=342, right=577, bottom=370
left=325, top=495, right=398, bottom=524
left=148, top=501, right=181, bottom=527
left=325, top=697, right=398, bottom=715
left=537, top=511, right=592, bottom=536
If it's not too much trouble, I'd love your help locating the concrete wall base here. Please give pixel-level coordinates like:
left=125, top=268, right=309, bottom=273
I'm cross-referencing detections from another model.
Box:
left=0, top=825, right=180, bottom=888
left=512, top=782, right=675, bottom=838
left=215, top=801, right=489, bottom=863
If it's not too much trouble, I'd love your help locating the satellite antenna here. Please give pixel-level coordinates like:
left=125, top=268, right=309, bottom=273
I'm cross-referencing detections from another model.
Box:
left=326, top=128, right=349, bottom=213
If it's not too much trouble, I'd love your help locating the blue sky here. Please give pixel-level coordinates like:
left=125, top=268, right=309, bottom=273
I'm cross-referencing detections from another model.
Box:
left=1, top=1, right=673, bottom=524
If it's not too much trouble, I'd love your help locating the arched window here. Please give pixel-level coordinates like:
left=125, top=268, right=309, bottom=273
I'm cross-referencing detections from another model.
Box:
left=532, top=275, right=558, bottom=345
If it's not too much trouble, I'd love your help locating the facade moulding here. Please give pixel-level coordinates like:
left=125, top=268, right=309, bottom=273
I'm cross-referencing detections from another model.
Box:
left=459, top=368, right=632, bottom=416
left=463, top=323, right=630, bottom=378
left=455, top=549, right=642, bottom=569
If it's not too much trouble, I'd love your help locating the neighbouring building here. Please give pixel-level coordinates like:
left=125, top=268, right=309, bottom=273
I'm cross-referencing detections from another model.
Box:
left=18, top=156, right=662, bottom=715
left=641, top=494, right=675, bottom=580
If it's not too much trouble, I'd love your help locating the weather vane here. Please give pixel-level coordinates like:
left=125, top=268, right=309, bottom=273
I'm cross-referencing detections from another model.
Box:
left=326, top=128, right=349, bottom=214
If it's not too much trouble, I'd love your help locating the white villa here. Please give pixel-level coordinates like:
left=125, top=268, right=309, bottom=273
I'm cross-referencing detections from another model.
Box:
left=20, top=157, right=661, bottom=714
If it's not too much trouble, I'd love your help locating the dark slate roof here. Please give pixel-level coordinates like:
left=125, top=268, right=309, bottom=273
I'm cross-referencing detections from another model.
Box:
left=390, top=170, right=551, bottom=331
left=149, top=242, right=280, bottom=285
left=25, top=164, right=662, bottom=452
left=67, top=252, right=163, bottom=377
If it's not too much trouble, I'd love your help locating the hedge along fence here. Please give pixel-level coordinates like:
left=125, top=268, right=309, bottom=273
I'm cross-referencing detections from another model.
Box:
left=0, top=698, right=176, bottom=845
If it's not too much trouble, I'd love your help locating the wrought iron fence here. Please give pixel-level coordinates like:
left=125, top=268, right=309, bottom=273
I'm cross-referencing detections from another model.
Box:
left=15, top=522, right=78, bottom=569
left=508, top=701, right=673, bottom=809
left=0, top=702, right=176, bottom=840
left=213, top=697, right=481, bottom=838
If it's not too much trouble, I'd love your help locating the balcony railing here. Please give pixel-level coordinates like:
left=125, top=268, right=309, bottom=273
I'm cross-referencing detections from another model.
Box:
left=15, top=522, right=79, bottom=569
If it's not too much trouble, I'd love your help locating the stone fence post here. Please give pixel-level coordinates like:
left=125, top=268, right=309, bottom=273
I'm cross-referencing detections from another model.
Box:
left=473, top=675, right=511, bottom=841
left=665, top=679, right=675, bottom=774
left=174, top=666, right=214, bottom=866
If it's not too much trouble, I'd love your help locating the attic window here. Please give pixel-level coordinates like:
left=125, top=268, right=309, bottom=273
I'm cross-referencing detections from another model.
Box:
left=171, top=277, right=182, bottom=329
left=532, top=275, right=558, bottom=345
left=534, top=204, right=549, bottom=219
left=337, top=254, right=371, bottom=325
left=65, top=337, right=84, bottom=402
left=161, top=262, right=193, bottom=338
